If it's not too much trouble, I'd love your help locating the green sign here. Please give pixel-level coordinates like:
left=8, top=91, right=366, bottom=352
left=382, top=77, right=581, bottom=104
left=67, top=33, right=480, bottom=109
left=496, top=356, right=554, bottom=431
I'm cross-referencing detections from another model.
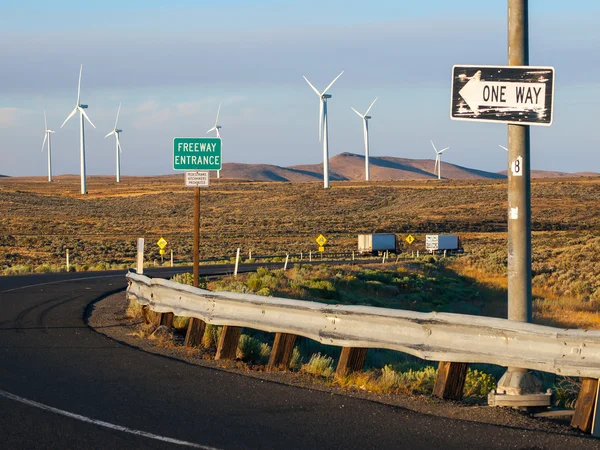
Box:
left=173, top=137, right=222, bottom=170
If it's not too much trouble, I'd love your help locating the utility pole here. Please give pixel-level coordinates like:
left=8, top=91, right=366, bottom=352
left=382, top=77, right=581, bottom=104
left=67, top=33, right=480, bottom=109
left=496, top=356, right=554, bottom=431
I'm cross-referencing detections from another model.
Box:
left=490, top=0, right=550, bottom=408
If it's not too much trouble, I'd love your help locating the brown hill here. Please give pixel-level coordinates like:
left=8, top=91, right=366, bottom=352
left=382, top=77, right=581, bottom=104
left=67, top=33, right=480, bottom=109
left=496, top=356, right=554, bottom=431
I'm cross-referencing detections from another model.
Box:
left=221, top=152, right=507, bottom=182
left=498, top=170, right=600, bottom=178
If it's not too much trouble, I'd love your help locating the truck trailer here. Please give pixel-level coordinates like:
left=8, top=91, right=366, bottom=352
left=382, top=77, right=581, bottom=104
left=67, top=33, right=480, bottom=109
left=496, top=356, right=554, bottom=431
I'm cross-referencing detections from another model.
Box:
left=425, top=234, right=462, bottom=254
left=358, top=234, right=399, bottom=256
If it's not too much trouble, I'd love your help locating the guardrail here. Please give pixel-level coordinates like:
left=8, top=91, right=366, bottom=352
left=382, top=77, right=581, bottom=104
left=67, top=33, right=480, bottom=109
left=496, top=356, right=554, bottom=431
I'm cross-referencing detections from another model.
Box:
left=126, top=272, right=600, bottom=378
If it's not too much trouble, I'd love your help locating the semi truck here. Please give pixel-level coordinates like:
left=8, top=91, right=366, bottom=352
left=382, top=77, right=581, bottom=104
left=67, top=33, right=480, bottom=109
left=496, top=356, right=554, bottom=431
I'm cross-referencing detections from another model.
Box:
left=425, top=234, right=462, bottom=254
left=357, top=234, right=400, bottom=256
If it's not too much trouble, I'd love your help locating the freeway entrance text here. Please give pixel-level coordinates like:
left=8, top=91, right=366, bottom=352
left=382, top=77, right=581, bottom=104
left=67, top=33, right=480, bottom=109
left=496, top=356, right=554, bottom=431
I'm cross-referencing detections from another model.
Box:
left=173, top=137, right=222, bottom=170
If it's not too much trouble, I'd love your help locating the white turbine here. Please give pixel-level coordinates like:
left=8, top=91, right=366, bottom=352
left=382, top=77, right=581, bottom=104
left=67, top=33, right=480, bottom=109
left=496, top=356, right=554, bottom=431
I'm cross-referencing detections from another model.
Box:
left=42, top=111, right=55, bottom=182
left=499, top=145, right=508, bottom=152
left=207, top=102, right=222, bottom=179
left=61, top=64, right=96, bottom=194
left=105, top=103, right=123, bottom=183
left=303, top=71, right=344, bottom=189
left=351, top=97, right=378, bottom=181
left=431, top=140, right=449, bottom=180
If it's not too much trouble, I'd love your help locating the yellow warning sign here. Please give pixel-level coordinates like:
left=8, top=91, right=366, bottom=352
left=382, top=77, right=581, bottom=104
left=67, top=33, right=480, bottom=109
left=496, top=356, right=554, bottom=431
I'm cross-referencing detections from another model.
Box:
left=157, top=237, right=168, bottom=249
left=318, top=246, right=325, bottom=252
left=316, top=234, right=327, bottom=246
left=406, top=235, right=415, bottom=245
left=159, top=249, right=166, bottom=255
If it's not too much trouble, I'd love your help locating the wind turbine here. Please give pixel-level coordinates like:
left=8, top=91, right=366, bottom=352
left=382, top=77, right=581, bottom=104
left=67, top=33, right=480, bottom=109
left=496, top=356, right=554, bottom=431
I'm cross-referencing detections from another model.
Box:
left=207, top=102, right=222, bottom=179
left=61, top=64, right=96, bottom=194
left=351, top=97, right=378, bottom=181
left=42, top=111, right=55, bottom=182
left=431, top=140, right=449, bottom=180
left=499, top=145, right=508, bottom=152
left=105, top=103, right=123, bottom=183
left=303, top=71, right=344, bottom=189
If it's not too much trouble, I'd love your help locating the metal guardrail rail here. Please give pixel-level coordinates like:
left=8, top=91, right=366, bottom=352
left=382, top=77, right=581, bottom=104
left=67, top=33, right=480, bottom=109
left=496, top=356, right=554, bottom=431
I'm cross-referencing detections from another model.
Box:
left=126, top=272, right=600, bottom=378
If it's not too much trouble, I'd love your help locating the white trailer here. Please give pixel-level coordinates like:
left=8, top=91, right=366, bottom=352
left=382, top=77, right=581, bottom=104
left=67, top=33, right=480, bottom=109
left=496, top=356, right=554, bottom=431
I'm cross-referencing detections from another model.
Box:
left=425, top=235, right=462, bottom=253
left=358, top=234, right=398, bottom=255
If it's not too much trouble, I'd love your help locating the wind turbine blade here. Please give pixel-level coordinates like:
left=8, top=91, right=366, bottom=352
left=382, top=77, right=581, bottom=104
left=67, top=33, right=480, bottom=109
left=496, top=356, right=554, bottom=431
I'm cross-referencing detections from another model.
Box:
left=319, top=99, right=324, bottom=142
left=61, top=107, right=78, bottom=128
left=351, top=107, right=363, bottom=118
left=303, top=76, right=321, bottom=96
left=322, top=71, right=344, bottom=95
left=114, top=103, right=121, bottom=129
left=105, top=130, right=115, bottom=138
left=42, top=133, right=47, bottom=152
left=77, top=64, right=82, bottom=105
left=430, top=140, right=437, bottom=153
left=117, top=134, right=122, bottom=153
left=214, top=102, right=221, bottom=126
left=80, top=107, right=96, bottom=128
left=438, top=147, right=450, bottom=154
left=207, top=126, right=216, bottom=134
left=364, top=97, right=378, bottom=116
left=499, top=145, right=508, bottom=151
left=44, top=110, right=48, bottom=131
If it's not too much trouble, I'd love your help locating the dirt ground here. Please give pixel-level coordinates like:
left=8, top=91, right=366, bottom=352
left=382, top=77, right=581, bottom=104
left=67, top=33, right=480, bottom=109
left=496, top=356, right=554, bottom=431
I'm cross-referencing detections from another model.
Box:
left=86, top=291, right=595, bottom=441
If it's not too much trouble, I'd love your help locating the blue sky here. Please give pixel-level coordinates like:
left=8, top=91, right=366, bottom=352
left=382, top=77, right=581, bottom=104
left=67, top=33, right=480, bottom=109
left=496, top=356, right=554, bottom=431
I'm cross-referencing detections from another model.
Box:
left=1, top=1, right=599, bottom=176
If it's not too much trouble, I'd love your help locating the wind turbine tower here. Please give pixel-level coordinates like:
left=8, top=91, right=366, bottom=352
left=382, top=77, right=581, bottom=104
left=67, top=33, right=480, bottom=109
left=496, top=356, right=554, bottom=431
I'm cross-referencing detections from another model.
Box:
left=351, top=97, right=378, bottom=181
left=431, top=140, right=450, bottom=180
left=303, top=71, right=344, bottom=189
left=207, top=102, right=222, bottom=179
left=42, top=111, right=55, bottom=182
left=61, top=64, right=96, bottom=194
left=105, top=103, right=123, bottom=182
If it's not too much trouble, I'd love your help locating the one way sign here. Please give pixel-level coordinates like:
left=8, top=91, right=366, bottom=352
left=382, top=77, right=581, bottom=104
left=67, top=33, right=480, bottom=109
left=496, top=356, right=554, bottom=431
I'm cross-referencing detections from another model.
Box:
left=450, top=65, right=554, bottom=126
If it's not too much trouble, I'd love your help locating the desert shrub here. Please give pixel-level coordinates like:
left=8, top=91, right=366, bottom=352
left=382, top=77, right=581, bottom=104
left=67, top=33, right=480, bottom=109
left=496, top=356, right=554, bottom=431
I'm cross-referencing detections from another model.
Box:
left=302, top=353, right=335, bottom=378
left=125, top=299, right=144, bottom=320
left=172, top=316, right=190, bottom=331
left=237, top=334, right=265, bottom=362
left=553, top=377, right=581, bottom=409
left=290, top=347, right=303, bottom=370
left=463, top=369, right=497, bottom=398
left=171, top=272, right=194, bottom=286
left=202, top=324, right=222, bottom=348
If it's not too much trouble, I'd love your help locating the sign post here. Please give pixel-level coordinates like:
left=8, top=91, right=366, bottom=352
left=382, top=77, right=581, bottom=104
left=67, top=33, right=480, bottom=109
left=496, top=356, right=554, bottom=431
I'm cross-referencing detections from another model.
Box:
left=173, top=137, right=221, bottom=347
left=450, top=0, right=552, bottom=408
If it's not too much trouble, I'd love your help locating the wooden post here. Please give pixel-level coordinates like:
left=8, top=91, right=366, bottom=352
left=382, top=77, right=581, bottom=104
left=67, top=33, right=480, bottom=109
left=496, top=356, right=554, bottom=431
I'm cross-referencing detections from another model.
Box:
left=185, top=187, right=208, bottom=348
left=185, top=318, right=206, bottom=347
left=336, top=347, right=368, bottom=377
left=160, top=312, right=174, bottom=328
left=267, top=333, right=297, bottom=371
left=215, top=326, right=242, bottom=360
left=571, top=378, right=599, bottom=434
left=433, top=361, right=468, bottom=401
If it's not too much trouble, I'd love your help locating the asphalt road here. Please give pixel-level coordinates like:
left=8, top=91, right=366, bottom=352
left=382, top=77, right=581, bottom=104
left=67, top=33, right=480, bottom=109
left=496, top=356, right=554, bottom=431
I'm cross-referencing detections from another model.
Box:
left=0, top=267, right=598, bottom=449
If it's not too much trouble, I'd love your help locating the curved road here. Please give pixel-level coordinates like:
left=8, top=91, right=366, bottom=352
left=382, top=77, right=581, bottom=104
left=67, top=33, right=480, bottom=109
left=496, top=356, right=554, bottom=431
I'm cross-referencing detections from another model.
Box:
left=0, top=268, right=597, bottom=449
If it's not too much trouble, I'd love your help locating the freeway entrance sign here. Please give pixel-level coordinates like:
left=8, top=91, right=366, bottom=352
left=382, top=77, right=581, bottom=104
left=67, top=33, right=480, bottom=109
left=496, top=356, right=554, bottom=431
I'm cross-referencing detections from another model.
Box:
left=450, top=65, right=554, bottom=126
left=173, top=137, right=222, bottom=170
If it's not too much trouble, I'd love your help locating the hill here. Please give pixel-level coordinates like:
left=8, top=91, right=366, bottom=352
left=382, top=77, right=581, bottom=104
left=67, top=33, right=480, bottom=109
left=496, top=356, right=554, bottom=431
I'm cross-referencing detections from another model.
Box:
left=498, top=169, right=600, bottom=178
left=221, top=152, right=506, bottom=182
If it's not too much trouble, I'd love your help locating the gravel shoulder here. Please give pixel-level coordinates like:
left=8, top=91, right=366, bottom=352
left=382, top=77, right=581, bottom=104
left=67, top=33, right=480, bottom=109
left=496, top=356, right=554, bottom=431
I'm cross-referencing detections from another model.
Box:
left=87, top=291, right=597, bottom=444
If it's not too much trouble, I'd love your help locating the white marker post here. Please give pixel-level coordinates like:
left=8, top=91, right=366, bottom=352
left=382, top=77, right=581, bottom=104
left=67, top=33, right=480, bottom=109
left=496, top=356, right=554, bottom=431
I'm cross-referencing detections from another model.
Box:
left=309, top=251, right=312, bottom=262
left=284, top=254, right=289, bottom=270
left=170, top=250, right=173, bottom=267
left=234, top=248, right=240, bottom=278
left=137, top=238, right=145, bottom=274
left=66, top=249, right=70, bottom=272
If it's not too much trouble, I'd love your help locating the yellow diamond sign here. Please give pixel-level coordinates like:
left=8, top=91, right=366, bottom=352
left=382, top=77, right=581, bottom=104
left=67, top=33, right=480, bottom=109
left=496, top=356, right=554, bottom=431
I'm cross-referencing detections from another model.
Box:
left=316, top=234, right=327, bottom=246
left=157, top=237, right=168, bottom=249
left=406, top=235, right=415, bottom=245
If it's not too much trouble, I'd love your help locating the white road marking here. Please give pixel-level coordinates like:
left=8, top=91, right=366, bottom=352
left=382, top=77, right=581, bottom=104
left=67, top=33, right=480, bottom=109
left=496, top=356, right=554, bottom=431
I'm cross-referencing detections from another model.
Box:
left=0, top=389, right=219, bottom=449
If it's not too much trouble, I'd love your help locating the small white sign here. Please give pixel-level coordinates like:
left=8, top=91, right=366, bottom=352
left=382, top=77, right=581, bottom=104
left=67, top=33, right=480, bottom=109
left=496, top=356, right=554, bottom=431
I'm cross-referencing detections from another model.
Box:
left=509, top=207, right=519, bottom=220
left=185, top=171, right=210, bottom=187
left=511, top=156, right=523, bottom=177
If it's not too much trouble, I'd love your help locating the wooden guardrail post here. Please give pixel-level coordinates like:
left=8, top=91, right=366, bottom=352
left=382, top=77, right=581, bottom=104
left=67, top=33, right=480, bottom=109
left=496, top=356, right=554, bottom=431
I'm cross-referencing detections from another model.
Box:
left=215, top=326, right=242, bottom=360
left=185, top=318, right=206, bottom=347
left=433, top=361, right=468, bottom=400
left=159, top=312, right=174, bottom=328
left=336, top=347, right=368, bottom=377
left=267, top=333, right=297, bottom=371
left=571, top=378, right=599, bottom=434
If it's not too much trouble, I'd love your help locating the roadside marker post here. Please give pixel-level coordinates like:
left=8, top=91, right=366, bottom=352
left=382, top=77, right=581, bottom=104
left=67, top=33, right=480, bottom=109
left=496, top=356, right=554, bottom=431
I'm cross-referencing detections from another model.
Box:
left=136, top=238, right=144, bottom=274
left=234, top=248, right=241, bottom=278
left=66, top=249, right=70, bottom=272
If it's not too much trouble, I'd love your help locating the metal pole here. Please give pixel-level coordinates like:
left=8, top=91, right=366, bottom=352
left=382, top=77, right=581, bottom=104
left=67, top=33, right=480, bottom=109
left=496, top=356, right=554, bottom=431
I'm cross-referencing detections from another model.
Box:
left=193, top=187, right=200, bottom=287
left=507, top=0, right=532, bottom=323
left=323, top=99, right=330, bottom=189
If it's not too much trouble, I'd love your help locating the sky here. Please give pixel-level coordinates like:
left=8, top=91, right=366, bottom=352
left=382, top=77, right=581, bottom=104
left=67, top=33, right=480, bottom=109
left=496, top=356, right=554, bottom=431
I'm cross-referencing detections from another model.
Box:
left=1, top=0, right=599, bottom=177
